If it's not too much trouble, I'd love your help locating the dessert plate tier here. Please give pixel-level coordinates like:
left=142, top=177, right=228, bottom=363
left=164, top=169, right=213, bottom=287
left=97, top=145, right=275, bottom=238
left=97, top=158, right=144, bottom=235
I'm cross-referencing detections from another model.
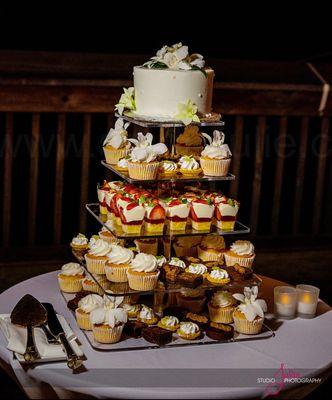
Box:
left=86, top=203, right=250, bottom=239
left=62, top=292, right=274, bottom=353
left=101, top=161, right=235, bottom=183
left=117, top=112, right=225, bottom=128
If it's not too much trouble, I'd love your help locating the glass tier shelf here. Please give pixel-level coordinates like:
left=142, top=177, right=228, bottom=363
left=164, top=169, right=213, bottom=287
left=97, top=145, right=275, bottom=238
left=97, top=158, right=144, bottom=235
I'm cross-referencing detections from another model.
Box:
left=62, top=291, right=275, bottom=352
left=101, top=160, right=235, bottom=184
left=86, top=203, right=250, bottom=239
left=116, top=112, right=225, bottom=128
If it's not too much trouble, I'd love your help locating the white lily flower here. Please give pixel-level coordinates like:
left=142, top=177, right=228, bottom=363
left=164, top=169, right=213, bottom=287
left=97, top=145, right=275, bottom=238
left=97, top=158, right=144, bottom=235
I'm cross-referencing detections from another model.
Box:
left=174, top=99, right=200, bottom=125
left=103, top=118, right=131, bottom=148
left=233, top=286, right=267, bottom=322
left=175, top=45, right=189, bottom=61
left=115, top=87, right=136, bottom=115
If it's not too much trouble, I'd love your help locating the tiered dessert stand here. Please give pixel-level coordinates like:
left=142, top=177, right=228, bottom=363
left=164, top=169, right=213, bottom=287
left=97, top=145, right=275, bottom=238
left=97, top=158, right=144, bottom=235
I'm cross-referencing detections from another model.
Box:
left=70, top=112, right=275, bottom=351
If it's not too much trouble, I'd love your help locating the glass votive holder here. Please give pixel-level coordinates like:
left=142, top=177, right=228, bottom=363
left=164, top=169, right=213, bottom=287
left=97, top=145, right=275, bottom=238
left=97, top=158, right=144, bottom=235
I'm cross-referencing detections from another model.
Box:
left=296, top=284, right=320, bottom=319
left=274, top=286, right=297, bottom=319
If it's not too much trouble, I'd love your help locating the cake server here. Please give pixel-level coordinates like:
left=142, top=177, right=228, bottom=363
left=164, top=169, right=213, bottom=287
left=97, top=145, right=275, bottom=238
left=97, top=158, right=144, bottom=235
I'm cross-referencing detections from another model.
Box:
left=10, top=294, right=47, bottom=362
left=42, top=302, right=83, bottom=370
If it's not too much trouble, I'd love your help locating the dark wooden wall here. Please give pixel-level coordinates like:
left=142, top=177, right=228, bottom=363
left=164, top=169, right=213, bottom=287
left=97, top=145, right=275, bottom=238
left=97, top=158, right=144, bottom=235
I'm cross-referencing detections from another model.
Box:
left=0, top=51, right=332, bottom=262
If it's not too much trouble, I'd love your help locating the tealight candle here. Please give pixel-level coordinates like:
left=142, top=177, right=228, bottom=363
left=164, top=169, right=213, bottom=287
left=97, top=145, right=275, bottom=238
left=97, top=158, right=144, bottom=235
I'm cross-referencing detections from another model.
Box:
left=274, top=286, right=297, bottom=319
left=296, top=285, right=320, bottom=318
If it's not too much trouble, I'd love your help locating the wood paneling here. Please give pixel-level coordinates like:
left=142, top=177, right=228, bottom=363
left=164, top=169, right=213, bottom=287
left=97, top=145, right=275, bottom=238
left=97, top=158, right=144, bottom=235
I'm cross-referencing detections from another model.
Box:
left=229, top=116, right=243, bottom=198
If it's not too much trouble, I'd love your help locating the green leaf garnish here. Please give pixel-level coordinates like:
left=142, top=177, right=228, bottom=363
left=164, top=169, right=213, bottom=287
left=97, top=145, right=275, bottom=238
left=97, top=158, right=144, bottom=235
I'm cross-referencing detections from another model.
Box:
left=139, top=195, right=146, bottom=205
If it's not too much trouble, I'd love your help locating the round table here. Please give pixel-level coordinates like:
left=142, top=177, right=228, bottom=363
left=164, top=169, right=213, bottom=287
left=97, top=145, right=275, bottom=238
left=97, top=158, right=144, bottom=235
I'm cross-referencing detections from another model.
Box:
left=0, top=271, right=331, bottom=399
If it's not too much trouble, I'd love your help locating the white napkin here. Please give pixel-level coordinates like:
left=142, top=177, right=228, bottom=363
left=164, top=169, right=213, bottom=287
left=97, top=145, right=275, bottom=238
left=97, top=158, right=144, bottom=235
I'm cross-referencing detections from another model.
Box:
left=0, top=314, right=80, bottom=359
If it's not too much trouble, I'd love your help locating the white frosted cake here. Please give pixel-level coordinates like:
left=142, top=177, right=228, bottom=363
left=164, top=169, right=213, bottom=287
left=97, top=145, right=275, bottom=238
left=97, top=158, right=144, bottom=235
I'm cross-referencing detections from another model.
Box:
left=134, top=67, right=214, bottom=119
left=115, top=43, right=215, bottom=123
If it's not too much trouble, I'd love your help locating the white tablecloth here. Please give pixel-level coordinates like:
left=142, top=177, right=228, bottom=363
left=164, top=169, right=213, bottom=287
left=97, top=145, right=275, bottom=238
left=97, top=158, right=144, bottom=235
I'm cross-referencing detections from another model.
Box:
left=0, top=271, right=331, bottom=399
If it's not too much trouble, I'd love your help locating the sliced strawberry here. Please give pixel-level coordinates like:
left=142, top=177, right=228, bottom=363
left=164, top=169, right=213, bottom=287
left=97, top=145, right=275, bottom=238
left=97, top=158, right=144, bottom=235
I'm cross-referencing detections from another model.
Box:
left=168, top=199, right=182, bottom=207
left=214, top=206, right=222, bottom=221
left=193, top=198, right=208, bottom=205
left=126, top=202, right=140, bottom=211
left=149, top=205, right=166, bottom=220
left=190, top=207, right=199, bottom=221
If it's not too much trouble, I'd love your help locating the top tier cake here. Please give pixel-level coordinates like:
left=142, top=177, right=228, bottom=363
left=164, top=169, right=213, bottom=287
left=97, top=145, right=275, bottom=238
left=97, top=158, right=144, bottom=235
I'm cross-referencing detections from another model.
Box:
left=133, top=43, right=214, bottom=120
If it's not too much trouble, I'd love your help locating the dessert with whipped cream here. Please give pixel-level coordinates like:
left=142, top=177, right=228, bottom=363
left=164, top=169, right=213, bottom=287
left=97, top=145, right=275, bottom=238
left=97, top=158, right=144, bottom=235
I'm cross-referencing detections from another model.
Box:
left=105, top=244, right=134, bottom=283
left=103, top=118, right=131, bottom=165
left=165, top=198, right=190, bottom=231
left=127, top=132, right=168, bottom=180
left=137, top=304, right=159, bottom=325
left=157, top=315, right=180, bottom=332
left=175, top=125, right=204, bottom=156
left=75, top=293, right=105, bottom=330
left=178, top=156, right=202, bottom=177
left=127, top=253, right=160, bottom=291
left=232, top=286, right=267, bottom=335
left=70, top=233, right=89, bottom=260
left=58, top=262, right=85, bottom=293
left=122, top=303, right=141, bottom=318
left=214, top=195, right=240, bottom=231
left=118, top=198, right=145, bottom=235
left=198, top=235, right=226, bottom=262
left=224, top=240, right=255, bottom=269
left=208, top=290, right=237, bottom=324
left=200, top=130, right=232, bottom=176
left=189, top=198, right=214, bottom=231
left=206, top=268, right=230, bottom=285
left=158, top=160, right=178, bottom=178
left=177, top=321, right=201, bottom=340
left=97, top=181, right=112, bottom=215
left=84, top=239, right=113, bottom=275
left=143, top=200, right=166, bottom=234
left=90, top=303, right=128, bottom=343
left=115, top=155, right=130, bottom=172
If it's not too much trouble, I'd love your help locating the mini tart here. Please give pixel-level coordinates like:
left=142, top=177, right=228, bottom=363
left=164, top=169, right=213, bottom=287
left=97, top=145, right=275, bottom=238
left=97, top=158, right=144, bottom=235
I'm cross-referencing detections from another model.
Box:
left=208, top=301, right=235, bottom=324
left=184, top=268, right=208, bottom=279
left=137, top=314, right=159, bottom=326
left=232, top=309, right=264, bottom=335
left=58, top=273, right=84, bottom=293
left=103, top=145, right=128, bottom=165
left=115, top=164, right=128, bottom=173
left=75, top=308, right=93, bottom=330
left=199, top=157, right=231, bottom=177
left=85, top=253, right=109, bottom=275
left=177, top=325, right=201, bottom=340
left=157, top=317, right=180, bottom=332
left=105, top=262, right=131, bottom=283
left=127, top=160, right=160, bottom=180
left=124, top=304, right=141, bottom=318
left=158, top=162, right=178, bottom=178
left=179, top=167, right=203, bottom=177
left=92, top=323, right=124, bottom=343
left=224, top=250, right=255, bottom=269
left=206, top=273, right=230, bottom=285
left=126, top=269, right=160, bottom=291
left=82, top=277, right=108, bottom=295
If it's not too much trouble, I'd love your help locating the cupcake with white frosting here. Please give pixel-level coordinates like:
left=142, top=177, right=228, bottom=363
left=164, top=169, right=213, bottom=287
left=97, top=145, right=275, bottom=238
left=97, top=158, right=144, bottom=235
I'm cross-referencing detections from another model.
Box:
left=179, top=156, right=202, bottom=177
left=75, top=294, right=105, bottom=330
left=232, top=286, right=267, bottom=335
left=208, top=291, right=237, bottom=324
left=58, top=262, right=85, bottom=293
left=224, top=240, right=255, bottom=268
left=70, top=233, right=89, bottom=260
left=103, top=118, right=131, bottom=165
left=177, top=322, right=201, bottom=340
left=126, top=253, right=160, bottom=291
left=198, top=236, right=226, bottom=262
left=82, top=273, right=108, bottom=295
left=200, top=130, right=232, bottom=176
left=127, top=132, right=168, bottom=180
left=90, top=303, right=128, bottom=343
left=84, top=239, right=113, bottom=275
left=104, top=245, right=134, bottom=283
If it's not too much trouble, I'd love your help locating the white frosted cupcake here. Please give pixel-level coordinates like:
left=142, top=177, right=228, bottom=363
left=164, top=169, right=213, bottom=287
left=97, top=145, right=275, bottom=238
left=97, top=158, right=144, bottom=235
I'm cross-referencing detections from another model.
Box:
left=198, top=236, right=226, bottom=262
left=232, top=286, right=267, bottom=335
left=208, top=291, right=237, bottom=324
left=103, top=118, right=131, bottom=165
left=84, top=239, right=113, bottom=275
left=224, top=240, right=255, bottom=268
left=58, top=263, right=85, bottom=293
left=75, top=294, right=104, bottom=330
left=70, top=233, right=89, bottom=259
left=127, top=253, right=160, bottom=291
left=90, top=305, right=128, bottom=343
left=105, top=245, right=134, bottom=283
left=200, top=130, right=232, bottom=176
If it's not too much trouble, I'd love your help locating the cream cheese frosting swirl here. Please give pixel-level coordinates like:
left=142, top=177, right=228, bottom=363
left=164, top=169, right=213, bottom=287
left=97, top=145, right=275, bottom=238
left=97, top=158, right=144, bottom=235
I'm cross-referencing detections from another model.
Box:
left=122, top=303, right=140, bottom=313
left=209, top=269, right=229, bottom=280
left=160, top=316, right=179, bottom=327
left=139, top=305, right=154, bottom=320
left=130, top=253, right=158, bottom=273
left=156, top=255, right=167, bottom=267
left=188, top=263, right=207, bottom=275
left=117, top=157, right=129, bottom=169
left=107, top=245, right=134, bottom=265
left=78, top=294, right=104, bottom=313
left=71, top=233, right=88, bottom=246
left=179, top=156, right=200, bottom=170
left=230, top=240, right=255, bottom=256
left=89, top=239, right=113, bottom=257
left=160, top=160, right=177, bottom=172
left=60, top=262, right=85, bottom=276
left=178, top=322, right=199, bottom=334
left=169, top=257, right=186, bottom=269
